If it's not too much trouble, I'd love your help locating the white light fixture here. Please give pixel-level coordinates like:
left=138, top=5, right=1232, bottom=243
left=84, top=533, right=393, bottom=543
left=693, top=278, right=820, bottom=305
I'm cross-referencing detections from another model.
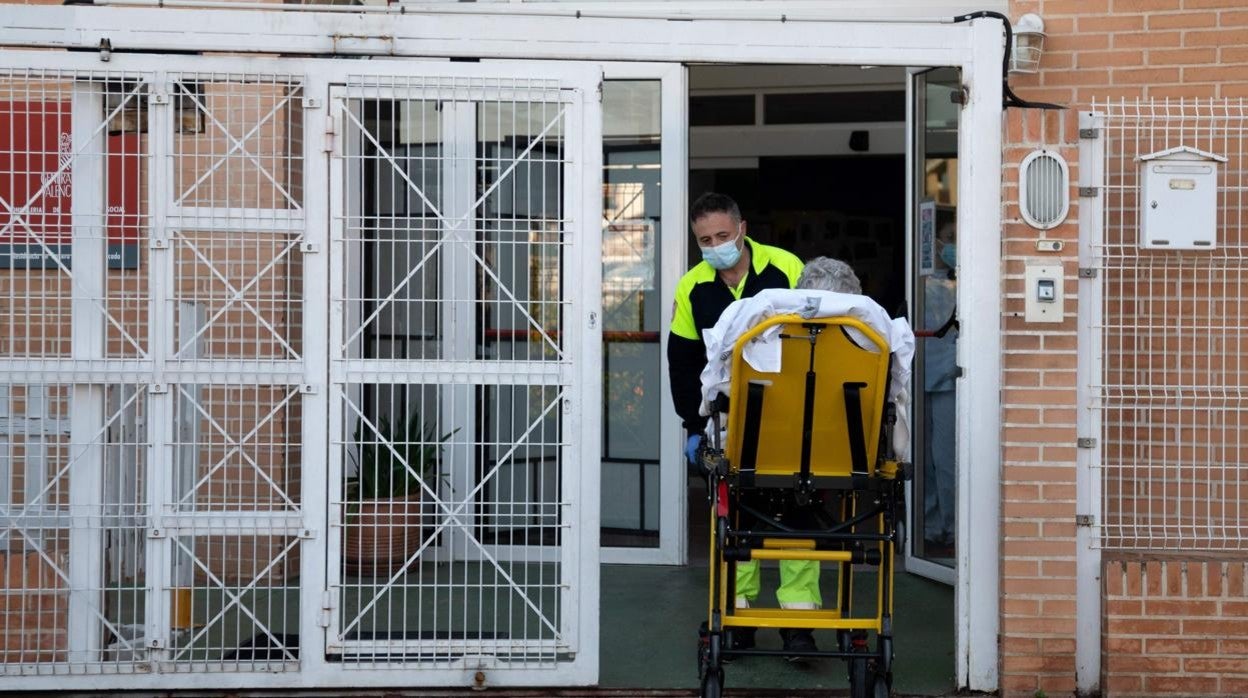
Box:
left=1010, top=13, right=1046, bottom=74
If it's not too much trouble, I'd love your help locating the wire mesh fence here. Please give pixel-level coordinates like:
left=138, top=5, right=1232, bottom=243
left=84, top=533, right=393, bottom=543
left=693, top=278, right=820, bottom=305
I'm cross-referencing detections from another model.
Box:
left=0, top=59, right=594, bottom=684
left=0, top=68, right=308, bottom=674
left=329, top=76, right=576, bottom=666
left=1089, top=98, right=1248, bottom=552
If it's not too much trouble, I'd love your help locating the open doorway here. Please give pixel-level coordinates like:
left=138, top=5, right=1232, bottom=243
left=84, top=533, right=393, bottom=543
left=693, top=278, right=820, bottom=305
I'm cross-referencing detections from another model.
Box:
left=598, top=63, right=958, bottom=695
left=685, top=64, right=958, bottom=578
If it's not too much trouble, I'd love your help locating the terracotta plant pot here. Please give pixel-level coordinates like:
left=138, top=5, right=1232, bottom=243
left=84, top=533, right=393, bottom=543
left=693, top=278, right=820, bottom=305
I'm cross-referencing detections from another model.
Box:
left=341, top=495, right=426, bottom=578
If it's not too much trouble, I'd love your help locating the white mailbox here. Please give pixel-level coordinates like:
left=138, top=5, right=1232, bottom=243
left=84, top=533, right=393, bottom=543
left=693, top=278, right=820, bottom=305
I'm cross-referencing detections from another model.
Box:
left=1139, top=145, right=1225, bottom=250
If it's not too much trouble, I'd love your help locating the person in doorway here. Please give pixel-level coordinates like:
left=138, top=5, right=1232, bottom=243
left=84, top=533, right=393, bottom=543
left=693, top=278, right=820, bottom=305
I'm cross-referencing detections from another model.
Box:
left=667, top=191, right=808, bottom=655
left=923, top=222, right=958, bottom=554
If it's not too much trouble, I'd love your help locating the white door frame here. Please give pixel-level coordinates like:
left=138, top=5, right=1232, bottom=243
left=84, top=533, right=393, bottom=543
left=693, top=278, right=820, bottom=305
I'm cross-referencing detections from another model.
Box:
left=1, top=8, right=1003, bottom=691
left=903, top=67, right=958, bottom=588
left=597, top=61, right=688, bottom=566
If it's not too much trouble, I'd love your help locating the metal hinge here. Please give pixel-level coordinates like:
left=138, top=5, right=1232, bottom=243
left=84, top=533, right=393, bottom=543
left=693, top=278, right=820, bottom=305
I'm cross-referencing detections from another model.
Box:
left=147, top=527, right=166, bottom=539
left=323, top=116, right=336, bottom=153
left=146, top=637, right=165, bottom=649
left=950, top=84, right=970, bottom=106
left=151, top=93, right=170, bottom=106
left=302, top=98, right=322, bottom=109
left=299, top=242, right=321, bottom=254
left=319, top=591, right=333, bottom=628
left=149, top=239, right=169, bottom=250
left=1075, top=514, right=1095, bottom=527
left=299, top=384, right=318, bottom=395
left=588, top=310, right=598, bottom=330
left=149, top=384, right=169, bottom=395
left=1078, top=267, right=1098, bottom=279
left=1078, top=186, right=1099, bottom=198
left=1079, top=128, right=1100, bottom=140
left=1077, top=437, right=1097, bottom=449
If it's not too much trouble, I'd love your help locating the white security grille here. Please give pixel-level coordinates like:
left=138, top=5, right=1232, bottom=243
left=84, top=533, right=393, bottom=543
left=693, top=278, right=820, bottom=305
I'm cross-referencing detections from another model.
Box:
left=1084, top=99, right=1248, bottom=552
left=0, top=70, right=154, bottom=671
left=0, top=67, right=310, bottom=675
left=327, top=76, right=590, bottom=668
left=0, top=51, right=600, bottom=690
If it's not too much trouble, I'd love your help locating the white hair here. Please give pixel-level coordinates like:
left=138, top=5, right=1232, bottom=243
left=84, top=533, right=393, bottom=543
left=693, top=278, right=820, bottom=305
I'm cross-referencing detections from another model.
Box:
left=797, top=256, right=861, bottom=294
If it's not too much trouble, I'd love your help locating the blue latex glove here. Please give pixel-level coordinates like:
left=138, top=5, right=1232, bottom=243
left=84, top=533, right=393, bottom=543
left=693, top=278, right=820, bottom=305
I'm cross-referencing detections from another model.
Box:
left=685, top=434, right=703, bottom=467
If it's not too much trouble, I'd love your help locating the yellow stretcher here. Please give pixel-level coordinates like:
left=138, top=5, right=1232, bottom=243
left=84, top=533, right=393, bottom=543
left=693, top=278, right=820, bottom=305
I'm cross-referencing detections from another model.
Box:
left=695, top=314, right=908, bottom=698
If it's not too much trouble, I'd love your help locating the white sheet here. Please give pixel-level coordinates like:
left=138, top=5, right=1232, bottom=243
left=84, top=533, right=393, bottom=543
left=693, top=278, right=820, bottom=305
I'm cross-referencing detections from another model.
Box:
left=698, top=288, right=916, bottom=462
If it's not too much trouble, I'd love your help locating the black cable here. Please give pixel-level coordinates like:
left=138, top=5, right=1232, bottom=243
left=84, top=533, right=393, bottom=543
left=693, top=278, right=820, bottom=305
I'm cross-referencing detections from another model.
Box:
left=953, top=10, right=1064, bottom=111
left=933, top=308, right=959, bottom=339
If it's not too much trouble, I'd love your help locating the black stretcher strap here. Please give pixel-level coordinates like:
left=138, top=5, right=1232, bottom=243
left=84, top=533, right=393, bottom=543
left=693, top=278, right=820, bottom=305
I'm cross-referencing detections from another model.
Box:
left=843, top=382, right=869, bottom=476
left=739, top=381, right=766, bottom=473
left=799, top=368, right=816, bottom=483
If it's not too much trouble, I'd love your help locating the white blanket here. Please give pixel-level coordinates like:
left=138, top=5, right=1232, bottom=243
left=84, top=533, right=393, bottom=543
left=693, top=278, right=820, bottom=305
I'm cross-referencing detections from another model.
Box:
left=699, top=288, right=915, bottom=462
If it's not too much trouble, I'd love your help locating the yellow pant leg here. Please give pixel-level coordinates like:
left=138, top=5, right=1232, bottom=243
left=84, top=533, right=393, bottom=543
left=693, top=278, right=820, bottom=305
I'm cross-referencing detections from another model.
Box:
left=735, top=560, right=760, bottom=606
left=735, top=559, right=821, bottom=608
left=776, top=559, right=822, bottom=609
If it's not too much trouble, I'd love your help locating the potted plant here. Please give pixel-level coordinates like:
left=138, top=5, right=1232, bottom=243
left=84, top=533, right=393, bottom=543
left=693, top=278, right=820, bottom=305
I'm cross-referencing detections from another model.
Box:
left=342, top=413, right=455, bottom=577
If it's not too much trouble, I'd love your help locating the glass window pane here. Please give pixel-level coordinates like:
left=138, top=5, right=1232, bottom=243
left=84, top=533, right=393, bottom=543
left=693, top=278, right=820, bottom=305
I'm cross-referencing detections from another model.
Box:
left=601, top=80, right=662, bottom=549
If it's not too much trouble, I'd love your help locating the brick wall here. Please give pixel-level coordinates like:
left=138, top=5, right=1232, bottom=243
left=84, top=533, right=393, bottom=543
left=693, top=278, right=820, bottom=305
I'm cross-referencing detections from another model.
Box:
left=0, top=549, right=67, bottom=663
left=1002, top=1, right=1248, bottom=696
left=1104, top=560, right=1248, bottom=696
left=1000, top=105, right=1082, bottom=698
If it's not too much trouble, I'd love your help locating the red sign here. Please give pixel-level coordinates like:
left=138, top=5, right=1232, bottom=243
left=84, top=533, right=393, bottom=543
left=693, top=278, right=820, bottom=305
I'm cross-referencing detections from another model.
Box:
left=0, top=101, right=142, bottom=268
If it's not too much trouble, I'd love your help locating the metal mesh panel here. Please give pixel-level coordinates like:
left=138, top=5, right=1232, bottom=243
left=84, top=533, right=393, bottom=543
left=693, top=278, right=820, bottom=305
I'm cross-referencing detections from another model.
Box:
left=1091, top=98, right=1248, bottom=552
left=331, top=77, right=575, bottom=666
left=0, top=70, right=152, bottom=673
left=0, top=68, right=307, bottom=675
left=0, top=73, right=150, bottom=363
left=161, top=73, right=305, bottom=671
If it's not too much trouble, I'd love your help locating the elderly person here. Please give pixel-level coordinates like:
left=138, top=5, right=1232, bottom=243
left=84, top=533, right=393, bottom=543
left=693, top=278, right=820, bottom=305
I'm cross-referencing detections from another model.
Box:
left=696, top=256, right=915, bottom=659
left=796, top=255, right=862, bottom=293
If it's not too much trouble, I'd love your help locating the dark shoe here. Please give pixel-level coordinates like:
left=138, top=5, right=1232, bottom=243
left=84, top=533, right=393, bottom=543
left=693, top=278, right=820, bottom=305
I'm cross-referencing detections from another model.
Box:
left=722, top=627, right=756, bottom=662
left=780, top=628, right=818, bottom=661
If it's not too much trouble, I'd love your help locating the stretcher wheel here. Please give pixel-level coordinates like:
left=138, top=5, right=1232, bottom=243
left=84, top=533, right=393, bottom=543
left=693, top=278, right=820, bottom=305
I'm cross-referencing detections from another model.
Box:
left=849, top=652, right=870, bottom=698
left=700, top=668, right=723, bottom=698
left=873, top=673, right=891, bottom=698
left=697, top=622, right=708, bottom=678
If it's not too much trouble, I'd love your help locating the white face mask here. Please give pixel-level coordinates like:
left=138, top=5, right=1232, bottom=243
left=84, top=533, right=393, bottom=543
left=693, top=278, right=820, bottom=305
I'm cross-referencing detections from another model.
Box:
left=700, top=224, right=744, bottom=270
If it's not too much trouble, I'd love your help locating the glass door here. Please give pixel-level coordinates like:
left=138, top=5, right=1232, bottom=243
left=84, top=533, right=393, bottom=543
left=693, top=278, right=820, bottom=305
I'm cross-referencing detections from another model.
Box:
left=907, top=67, right=959, bottom=584
left=599, top=64, right=686, bottom=565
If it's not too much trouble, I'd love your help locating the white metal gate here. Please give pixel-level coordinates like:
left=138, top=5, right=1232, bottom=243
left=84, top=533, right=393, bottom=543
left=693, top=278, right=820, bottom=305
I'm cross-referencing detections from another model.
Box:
left=0, top=50, right=602, bottom=691
left=325, top=69, right=603, bottom=682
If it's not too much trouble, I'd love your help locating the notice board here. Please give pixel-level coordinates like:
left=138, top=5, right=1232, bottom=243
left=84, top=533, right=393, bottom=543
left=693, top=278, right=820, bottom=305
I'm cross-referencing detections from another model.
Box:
left=0, top=101, right=142, bottom=269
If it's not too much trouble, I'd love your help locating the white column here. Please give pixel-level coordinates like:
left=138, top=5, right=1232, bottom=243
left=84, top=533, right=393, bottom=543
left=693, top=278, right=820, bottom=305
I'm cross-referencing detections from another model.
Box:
left=440, top=101, right=477, bottom=564
left=1075, top=110, right=1106, bottom=696
left=569, top=75, right=604, bottom=682
left=67, top=79, right=106, bottom=663
left=957, top=17, right=1004, bottom=694
left=144, top=72, right=174, bottom=663
left=299, top=75, right=331, bottom=673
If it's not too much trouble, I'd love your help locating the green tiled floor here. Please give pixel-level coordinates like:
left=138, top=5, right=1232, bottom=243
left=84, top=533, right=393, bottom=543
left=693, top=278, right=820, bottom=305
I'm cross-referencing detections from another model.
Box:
left=599, top=564, right=955, bottom=696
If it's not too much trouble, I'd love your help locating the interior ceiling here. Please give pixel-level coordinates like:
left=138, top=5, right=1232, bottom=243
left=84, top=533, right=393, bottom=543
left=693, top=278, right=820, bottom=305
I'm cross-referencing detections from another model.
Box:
left=689, top=64, right=907, bottom=92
